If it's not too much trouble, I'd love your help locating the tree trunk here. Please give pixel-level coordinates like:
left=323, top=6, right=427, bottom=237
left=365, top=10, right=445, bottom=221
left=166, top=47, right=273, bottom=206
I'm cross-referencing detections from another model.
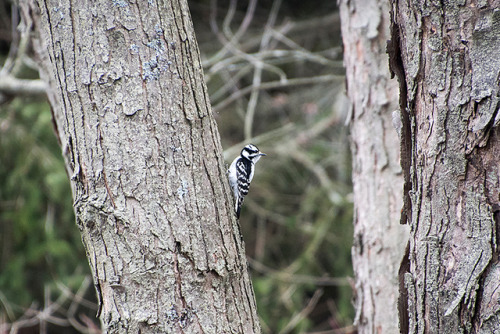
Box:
left=339, top=1, right=409, bottom=333
left=20, top=0, right=261, bottom=332
left=390, top=1, right=500, bottom=333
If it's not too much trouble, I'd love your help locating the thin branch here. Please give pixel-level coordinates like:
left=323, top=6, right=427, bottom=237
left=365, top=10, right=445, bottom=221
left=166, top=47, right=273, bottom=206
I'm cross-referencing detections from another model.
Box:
left=248, top=257, right=349, bottom=287
left=207, top=0, right=258, bottom=68
left=244, top=0, right=283, bottom=140
left=270, top=29, right=337, bottom=66
left=279, top=289, right=324, bottom=334
left=209, top=63, right=253, bottom=102
left=1, top=277, right=100, bottom=334
left=213, top=74, right=341, bottom=113
left=207, top=38, right=288, bottom=83
left=0, top=291, right=15, bottom=322
left=223, top=122, right=296, bottom=160
left=203, top=13, right=340, bottom=69
left=0, top=5, right=20, bottom=77
left=0, top=75, right=47, bottom=95
left=305, top=326, right=357, bottom=334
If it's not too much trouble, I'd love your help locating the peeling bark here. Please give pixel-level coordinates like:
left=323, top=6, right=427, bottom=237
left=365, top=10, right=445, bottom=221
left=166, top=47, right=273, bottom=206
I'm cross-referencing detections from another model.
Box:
left=391, top=0, right=500, bottom=333
left=20, top=0, right=261, bottom=332
left=339, top=0, right=409, bottom=333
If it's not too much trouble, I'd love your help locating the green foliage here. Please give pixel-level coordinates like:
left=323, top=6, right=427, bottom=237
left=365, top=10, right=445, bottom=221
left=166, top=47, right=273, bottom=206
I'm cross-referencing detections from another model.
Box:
left=0, top=98, right=90, bottom=307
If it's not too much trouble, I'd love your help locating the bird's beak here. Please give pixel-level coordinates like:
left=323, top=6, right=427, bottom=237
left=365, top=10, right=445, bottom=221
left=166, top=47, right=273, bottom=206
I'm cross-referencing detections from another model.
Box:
left=260, top=152, right=266, bottom=156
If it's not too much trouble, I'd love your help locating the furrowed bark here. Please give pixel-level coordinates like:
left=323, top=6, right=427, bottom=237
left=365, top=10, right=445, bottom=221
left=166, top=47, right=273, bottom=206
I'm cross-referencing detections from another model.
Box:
left=391, top=1, right=500, bottom=332
left=20, top=0, right=261, bottom=332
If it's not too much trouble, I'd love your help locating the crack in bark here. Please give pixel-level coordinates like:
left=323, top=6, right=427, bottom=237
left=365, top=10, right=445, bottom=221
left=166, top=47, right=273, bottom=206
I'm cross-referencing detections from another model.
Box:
left=398, top=241, right=410, bottom=334
left=93, top=250, right=104, bottom=317
left=230, top=281, right=246, bottom=334
left=173, top=242, right=188, bottom=318
left=29, top=0, right=262, bottom=332
left=388, top=4, right=412, bottom=227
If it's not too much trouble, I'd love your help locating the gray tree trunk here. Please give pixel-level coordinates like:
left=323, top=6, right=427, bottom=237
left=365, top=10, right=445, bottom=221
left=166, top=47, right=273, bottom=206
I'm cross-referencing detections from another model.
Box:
left=390, top=1, right=500, bottom=333
left=339, top=0, right=409, bottom=333
left=20, top=0, right=261, bottom=332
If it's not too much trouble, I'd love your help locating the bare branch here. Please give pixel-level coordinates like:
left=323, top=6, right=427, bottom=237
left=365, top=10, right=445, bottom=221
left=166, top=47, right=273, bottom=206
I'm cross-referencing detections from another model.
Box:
left=213, top=74, right=341, bottom=113
left=244, top=0, right=283, bottom=140
left=0, top=277, right=100, bottom=334
left=0, top=75, right=46, bottom=95
left=279, top=289, right=324, bottom=334
left=248, top=257, right=349, bottom=286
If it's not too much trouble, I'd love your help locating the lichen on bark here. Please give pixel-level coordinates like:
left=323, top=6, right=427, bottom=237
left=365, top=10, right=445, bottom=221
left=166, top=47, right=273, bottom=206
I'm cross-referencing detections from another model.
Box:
left=21, top=0, right=261, bottom=332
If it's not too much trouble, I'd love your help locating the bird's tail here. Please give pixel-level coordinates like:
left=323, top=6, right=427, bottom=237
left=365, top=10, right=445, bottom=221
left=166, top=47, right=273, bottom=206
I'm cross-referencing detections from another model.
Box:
left=236, top=197, right=244, bottom=218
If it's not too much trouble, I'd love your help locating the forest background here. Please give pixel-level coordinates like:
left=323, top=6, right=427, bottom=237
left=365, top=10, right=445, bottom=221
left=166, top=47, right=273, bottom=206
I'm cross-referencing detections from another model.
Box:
left=0, top=1, right=355, bottom=333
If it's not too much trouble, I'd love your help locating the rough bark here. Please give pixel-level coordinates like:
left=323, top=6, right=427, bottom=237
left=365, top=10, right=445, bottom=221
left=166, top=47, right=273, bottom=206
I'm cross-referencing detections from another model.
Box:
left=339, top=1, right=409, bottom=333
left=20, top=0, right=261, bottom=333
left=390, top=0, right=500, bottom=333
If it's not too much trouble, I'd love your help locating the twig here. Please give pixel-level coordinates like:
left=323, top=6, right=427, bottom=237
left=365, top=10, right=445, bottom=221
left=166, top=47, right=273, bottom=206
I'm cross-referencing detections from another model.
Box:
left=304, top=325, right=357, bottom=334
left=1, top=277, right=99, bottom=334
left=270, top=30, right=337, bottom=67
left=248, top=257, right=349, bottom=287
left=0, top=75, right=47, bottom=95
left=207, top=0, right=258, bottom=68
left=213, top=74, right=340, bottom=113
left=244, top=0, right=283, bottom=140
left=210, top=63, right=252, bottom=102
left=279, top=289, right=324, bottom=334
left=223, top=122, right=296, bottom=159
left=0, top=291, right=15, bottom=322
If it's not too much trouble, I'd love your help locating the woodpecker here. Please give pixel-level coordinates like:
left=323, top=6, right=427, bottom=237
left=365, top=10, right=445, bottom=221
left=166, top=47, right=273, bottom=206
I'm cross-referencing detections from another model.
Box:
left=228, top=144, right=266, bottom=218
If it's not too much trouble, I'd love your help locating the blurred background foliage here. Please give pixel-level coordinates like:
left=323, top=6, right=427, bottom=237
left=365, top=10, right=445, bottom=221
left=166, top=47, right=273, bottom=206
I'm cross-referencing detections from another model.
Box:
left=0, top=0, right=354, bottom=333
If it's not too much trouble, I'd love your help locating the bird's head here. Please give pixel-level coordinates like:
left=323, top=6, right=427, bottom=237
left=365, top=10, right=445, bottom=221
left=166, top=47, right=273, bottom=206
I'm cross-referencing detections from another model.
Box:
left=241, top=144, right=266, bottom=163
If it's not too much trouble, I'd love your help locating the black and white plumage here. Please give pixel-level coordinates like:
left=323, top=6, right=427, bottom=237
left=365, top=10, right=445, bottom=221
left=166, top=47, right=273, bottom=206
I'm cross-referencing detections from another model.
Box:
left=228, top=144, right=266, bottom=218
